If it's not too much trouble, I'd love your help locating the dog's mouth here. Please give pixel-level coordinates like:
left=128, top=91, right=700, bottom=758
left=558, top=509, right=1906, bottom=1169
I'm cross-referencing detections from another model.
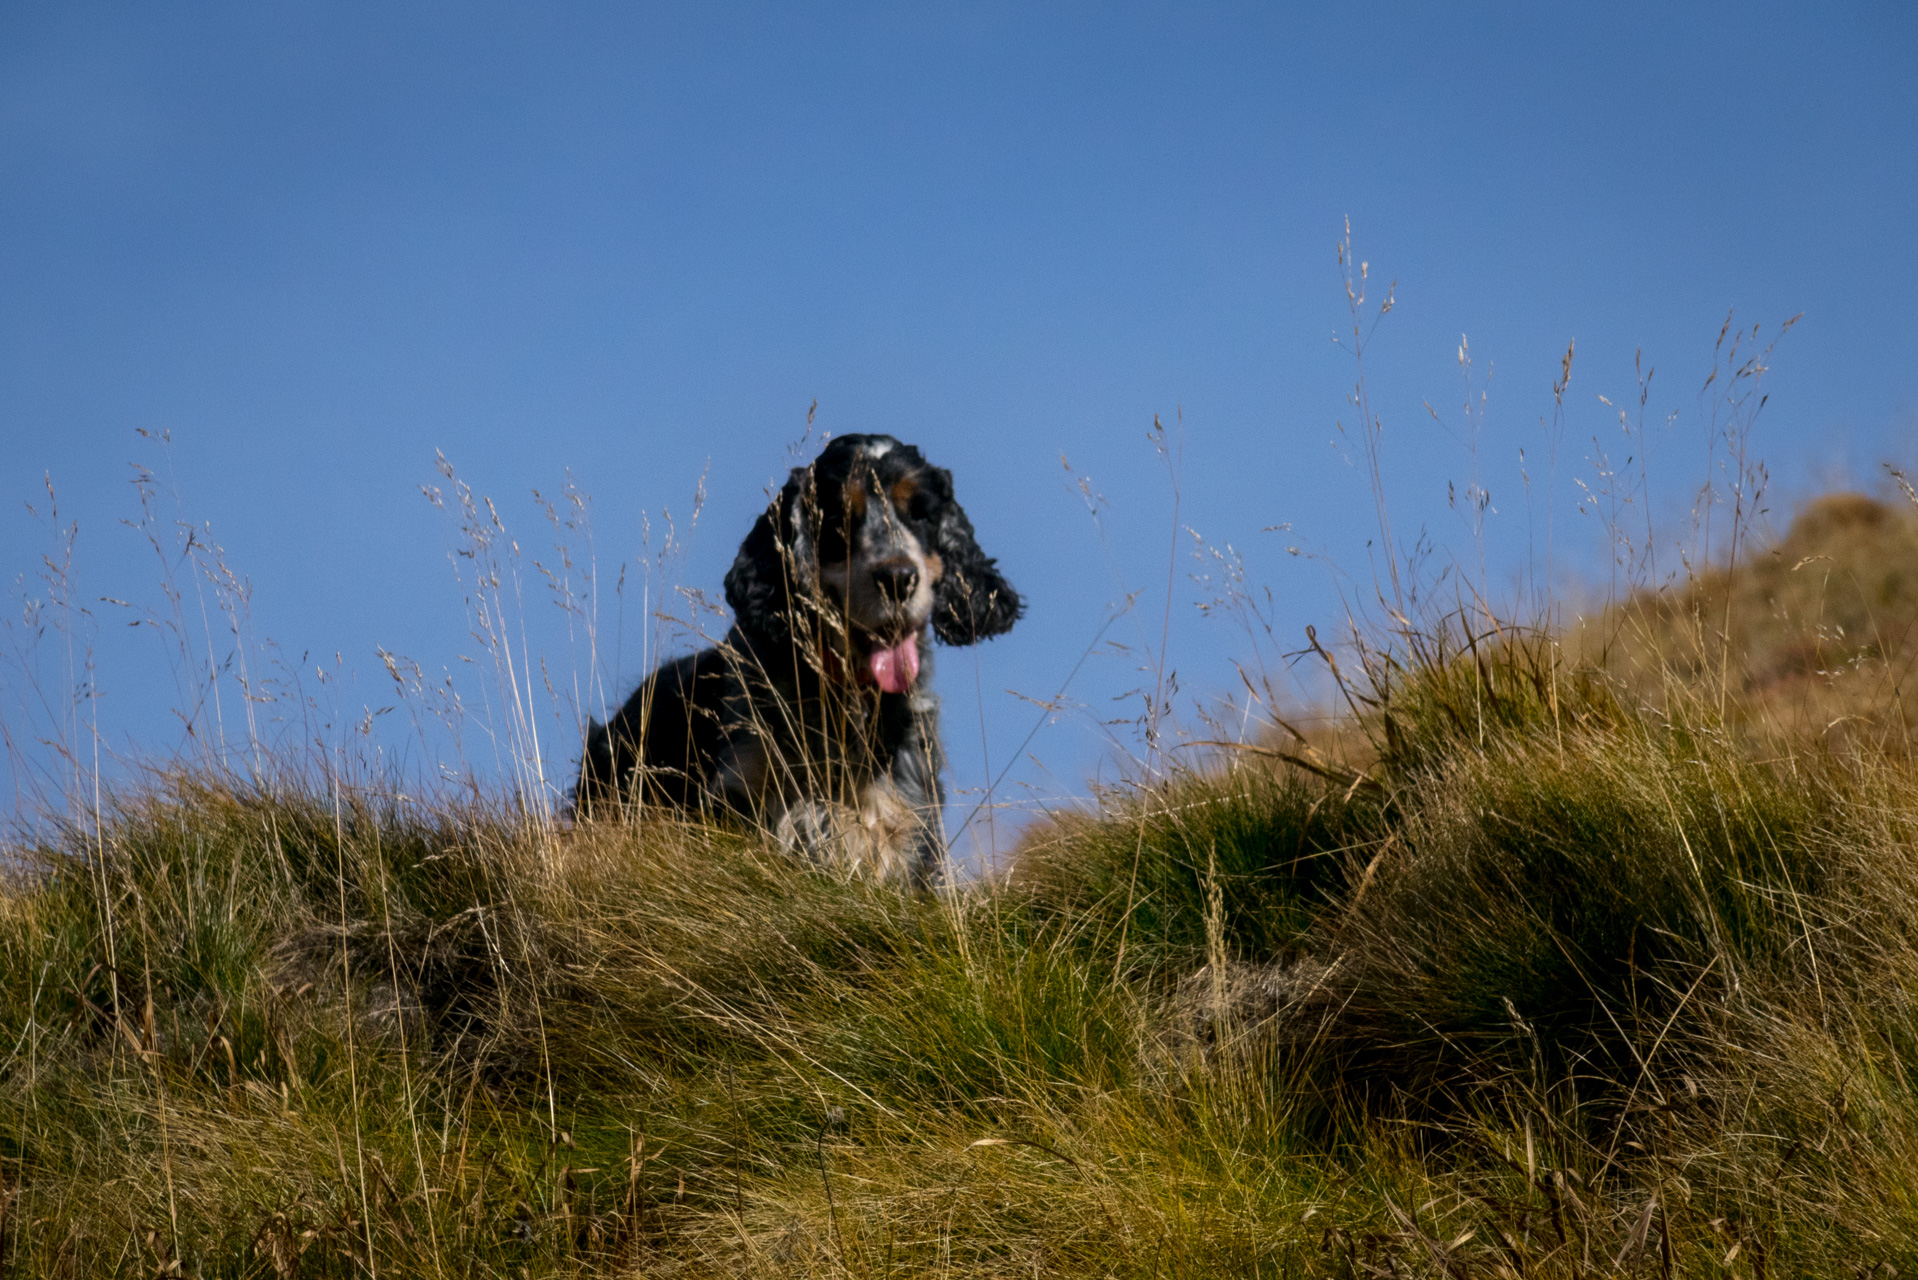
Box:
left=822, top=629, right=920, bottom=694
left=860, top=632, right=920, bottom=694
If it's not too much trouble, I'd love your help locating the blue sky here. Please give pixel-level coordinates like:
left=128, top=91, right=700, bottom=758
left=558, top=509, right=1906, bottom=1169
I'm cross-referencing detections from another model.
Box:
left=4, top=2, right=1915, bottom=858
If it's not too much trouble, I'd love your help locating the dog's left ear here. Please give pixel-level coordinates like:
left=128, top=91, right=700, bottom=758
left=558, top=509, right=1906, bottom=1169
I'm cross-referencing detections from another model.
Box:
left=926, top=466, right=1023, bottom=645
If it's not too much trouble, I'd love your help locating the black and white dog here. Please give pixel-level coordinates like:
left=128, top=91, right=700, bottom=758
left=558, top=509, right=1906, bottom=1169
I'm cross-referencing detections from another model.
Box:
left=575, top=435, right=1022, bottom=882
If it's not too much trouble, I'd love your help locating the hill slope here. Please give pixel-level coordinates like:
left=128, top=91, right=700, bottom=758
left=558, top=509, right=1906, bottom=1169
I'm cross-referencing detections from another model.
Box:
left=1584, top=490, right=1918, bottom=744
left=8, top=496, right=1918, bottom=1275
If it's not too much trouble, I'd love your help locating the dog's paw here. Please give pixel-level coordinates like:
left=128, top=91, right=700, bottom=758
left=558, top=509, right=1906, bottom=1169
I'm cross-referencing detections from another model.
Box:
left=773, top=787, right=927, bottom=882
left=775, top=800, right=843, bottom=867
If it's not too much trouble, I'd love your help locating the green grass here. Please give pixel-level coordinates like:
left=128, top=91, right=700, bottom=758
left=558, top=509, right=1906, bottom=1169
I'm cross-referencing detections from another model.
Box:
left=10, top=655, right=1918, bottom=1277
left=14, top=497, right=1918, bottom=1275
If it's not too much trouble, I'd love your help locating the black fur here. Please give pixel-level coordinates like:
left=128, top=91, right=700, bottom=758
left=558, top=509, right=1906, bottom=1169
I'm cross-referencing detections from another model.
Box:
left=575, top=435, right=1021, bottom=883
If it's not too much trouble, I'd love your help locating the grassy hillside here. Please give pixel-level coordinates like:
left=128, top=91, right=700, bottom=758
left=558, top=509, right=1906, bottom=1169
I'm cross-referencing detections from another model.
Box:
left=1580, top=490, right=1918, bottom=744
left=10, top=496, right=1918, bottom=1276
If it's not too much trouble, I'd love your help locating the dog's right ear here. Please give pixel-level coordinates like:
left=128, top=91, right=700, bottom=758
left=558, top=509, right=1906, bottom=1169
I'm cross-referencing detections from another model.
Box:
left=724, top=465, right=810, bottom=641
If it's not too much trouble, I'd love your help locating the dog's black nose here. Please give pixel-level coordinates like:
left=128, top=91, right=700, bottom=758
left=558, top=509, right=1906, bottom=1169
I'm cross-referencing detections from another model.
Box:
left=872, top=564, right=919, bottom=602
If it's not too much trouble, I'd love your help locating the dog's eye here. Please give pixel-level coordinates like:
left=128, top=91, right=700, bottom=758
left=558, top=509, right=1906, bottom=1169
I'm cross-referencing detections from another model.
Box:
left=815, top=525, right=851, bottom=561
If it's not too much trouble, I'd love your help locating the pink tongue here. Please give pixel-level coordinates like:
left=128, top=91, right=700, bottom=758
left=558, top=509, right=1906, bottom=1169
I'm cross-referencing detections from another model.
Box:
left=868, top=636, right=920, bottom=693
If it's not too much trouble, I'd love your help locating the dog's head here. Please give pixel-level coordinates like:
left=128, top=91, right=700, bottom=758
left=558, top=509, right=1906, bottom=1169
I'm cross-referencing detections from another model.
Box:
left=724, top=434, right=1022, bottom=691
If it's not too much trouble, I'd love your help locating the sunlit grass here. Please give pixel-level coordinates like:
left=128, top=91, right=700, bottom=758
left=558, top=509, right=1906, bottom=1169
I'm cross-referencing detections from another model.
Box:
left=14, top=495, right=1918, bottom=1276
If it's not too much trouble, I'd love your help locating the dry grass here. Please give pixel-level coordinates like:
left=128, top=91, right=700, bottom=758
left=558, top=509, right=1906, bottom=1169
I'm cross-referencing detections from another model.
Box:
left=1580, top=489, right=1918, bottom=748
left=13, top=499, right=1918, bottom=1276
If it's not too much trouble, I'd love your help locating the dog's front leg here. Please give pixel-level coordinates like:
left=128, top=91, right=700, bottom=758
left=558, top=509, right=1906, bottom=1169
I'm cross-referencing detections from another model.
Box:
left=889, top=695, right=948, bottom=886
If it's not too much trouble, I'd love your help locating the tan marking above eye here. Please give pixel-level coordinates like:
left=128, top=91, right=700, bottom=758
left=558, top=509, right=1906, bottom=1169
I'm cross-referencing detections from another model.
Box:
left=890, top=476, right=918, bottom=511
left=924, top=552, right=943, bottom=582
left=843, top=483, right=867, bottom=519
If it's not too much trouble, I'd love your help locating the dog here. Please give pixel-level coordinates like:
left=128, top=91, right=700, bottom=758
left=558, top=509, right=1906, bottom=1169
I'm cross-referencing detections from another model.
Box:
left=575, top=434, right=1022, bottom=882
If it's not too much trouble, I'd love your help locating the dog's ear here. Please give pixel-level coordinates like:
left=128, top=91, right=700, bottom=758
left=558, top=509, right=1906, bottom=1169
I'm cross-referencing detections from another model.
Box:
left=927, top=467, right=1023, bottom=645
left=724, top=466, right=811, bottom=641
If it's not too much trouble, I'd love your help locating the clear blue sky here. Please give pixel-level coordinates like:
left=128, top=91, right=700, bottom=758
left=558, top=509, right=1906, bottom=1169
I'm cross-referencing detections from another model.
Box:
left=4, top=2, right=1915, bottom=858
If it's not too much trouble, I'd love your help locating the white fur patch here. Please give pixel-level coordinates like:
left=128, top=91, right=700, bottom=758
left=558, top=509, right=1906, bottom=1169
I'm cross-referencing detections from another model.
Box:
left=775, top=782, right=920, bottom=882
